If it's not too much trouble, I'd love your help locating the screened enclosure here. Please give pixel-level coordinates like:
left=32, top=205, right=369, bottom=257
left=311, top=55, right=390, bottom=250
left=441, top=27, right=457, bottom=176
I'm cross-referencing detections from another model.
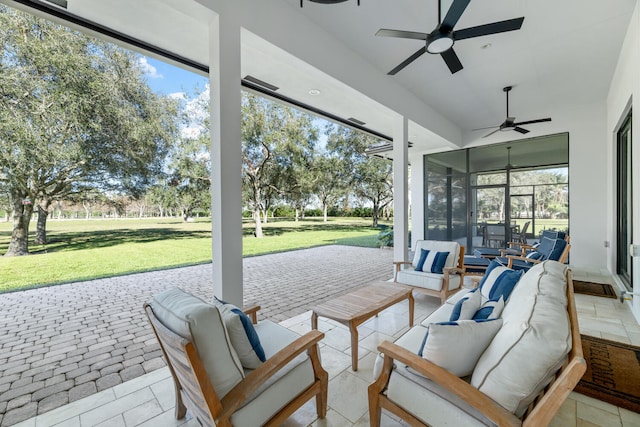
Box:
left=424, top=133, right=569, bottom=253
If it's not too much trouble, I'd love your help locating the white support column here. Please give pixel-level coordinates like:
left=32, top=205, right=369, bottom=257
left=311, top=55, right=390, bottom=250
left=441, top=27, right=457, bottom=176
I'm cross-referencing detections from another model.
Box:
left=210, top=14, right=243, bottom=306
left=393, top=115, right=409, bottom=262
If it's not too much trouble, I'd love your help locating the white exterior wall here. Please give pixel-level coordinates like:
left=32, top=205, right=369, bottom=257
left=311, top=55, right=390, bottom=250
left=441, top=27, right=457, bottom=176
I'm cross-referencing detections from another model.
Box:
left=607, top=0, right=640, bottom=322
left=409, top=152, right=424, bottom=250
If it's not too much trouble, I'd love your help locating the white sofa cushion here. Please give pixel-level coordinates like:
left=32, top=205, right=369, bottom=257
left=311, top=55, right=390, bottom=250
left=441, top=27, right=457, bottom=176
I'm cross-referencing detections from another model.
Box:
left=213, top=297, right=266, bottom=369
left=421, top=319, right=503, bottom=377
left=396, top=269, right=462, bottom=292
left=373, top=326, right=497, bottom=427
left=232, top=321, right=315, bottom=427
left=471, top=261, right=571, bottom=417
left=151, top=288, right=244, bottom=399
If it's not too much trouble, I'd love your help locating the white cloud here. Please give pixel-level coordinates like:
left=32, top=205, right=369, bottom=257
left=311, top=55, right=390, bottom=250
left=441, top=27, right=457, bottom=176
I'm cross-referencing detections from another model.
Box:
left=168, top=92, right=186, bottom=100
left=139, top=57, right=163, bottom=79
left=181, top=127, right=203, bottom=139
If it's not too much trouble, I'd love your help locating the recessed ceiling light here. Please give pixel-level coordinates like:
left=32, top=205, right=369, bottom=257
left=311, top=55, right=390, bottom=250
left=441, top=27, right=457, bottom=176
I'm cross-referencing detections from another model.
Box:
left=308, top=89, right=321, bottom=96
left=481, top=43, right=492, bottom=49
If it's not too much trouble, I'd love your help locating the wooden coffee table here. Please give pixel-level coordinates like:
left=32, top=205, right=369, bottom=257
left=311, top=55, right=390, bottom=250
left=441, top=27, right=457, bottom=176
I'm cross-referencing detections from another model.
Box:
left=311, top=283, right=414, bottom=371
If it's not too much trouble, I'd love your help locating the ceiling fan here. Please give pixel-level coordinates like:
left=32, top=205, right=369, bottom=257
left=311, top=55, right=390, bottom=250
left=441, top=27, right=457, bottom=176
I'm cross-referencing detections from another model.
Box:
left=476, top=86, right=552, bottom=138
left=376, top=0, right=524, bottom=75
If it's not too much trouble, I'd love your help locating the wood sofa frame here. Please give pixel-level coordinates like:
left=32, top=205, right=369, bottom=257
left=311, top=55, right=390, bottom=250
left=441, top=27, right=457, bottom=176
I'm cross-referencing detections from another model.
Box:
left=394, top=245, right=466, bottom=304
left=144, top=304, right=328, bottom=427
left=369, top=269, right=586, bottom=427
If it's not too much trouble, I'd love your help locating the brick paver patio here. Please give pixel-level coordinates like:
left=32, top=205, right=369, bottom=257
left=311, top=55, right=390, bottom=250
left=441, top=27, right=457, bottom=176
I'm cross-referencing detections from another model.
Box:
left=0, top=245, right=394, bottom=426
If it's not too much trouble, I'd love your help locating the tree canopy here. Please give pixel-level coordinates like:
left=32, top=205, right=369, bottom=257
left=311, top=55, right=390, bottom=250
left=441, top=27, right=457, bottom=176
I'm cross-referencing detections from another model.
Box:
left=0, top=6, right=179, bottom=255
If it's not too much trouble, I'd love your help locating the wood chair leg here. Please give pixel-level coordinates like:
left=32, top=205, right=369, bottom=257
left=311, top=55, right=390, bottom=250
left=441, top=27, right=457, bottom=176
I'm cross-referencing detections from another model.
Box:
left=316, top=374, right=328, bottom=418
left=368, top=385, right=382, bottom=427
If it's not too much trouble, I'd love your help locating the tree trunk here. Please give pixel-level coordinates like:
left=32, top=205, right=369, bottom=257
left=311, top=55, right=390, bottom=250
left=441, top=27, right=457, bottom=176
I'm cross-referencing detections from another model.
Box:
left=262, top=209, right=268, bottom=224
left=323, top=203, right=328, bottom=223
left=294, top=208, right=299, bottom=222
left=372, top=202, right=379, bottom=227
left=35, top=203, right=50, bottom=245
left=5, top=190, right=32, bottom=256
left=82, top=201, right=91, bottom=219
left=253, top=208, right=263, bottom=237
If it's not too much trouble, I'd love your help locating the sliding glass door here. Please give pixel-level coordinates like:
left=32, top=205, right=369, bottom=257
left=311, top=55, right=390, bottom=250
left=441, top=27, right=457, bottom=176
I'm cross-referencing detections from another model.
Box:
left=616, top=112, right=632, bottom=290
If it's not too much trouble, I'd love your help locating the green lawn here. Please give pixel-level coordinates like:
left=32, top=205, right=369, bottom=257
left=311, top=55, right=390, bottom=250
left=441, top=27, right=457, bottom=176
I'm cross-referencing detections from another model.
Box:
left=0, top=217, right=388, bottom=292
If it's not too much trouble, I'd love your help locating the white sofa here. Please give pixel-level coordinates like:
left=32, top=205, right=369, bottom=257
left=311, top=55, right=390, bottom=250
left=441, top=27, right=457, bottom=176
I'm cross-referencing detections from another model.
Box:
left=370, top=260, right=586, bottom=427
left=394, top=240, right=465, bottom=304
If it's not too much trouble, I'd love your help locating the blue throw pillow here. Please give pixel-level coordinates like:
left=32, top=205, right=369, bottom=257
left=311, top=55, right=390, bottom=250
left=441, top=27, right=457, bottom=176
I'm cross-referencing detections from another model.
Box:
left=431, top=251, right=450, bottom=274
left=547, top=238, right=567, bottom=261
left=478, top=260, right=523, bottom=302
left=415, top=249, right=430, bottom=271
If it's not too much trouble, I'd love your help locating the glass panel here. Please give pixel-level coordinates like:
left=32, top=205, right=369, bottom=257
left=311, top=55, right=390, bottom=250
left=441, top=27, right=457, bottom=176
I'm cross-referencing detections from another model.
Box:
left=617, top=113, right=632, bottom=289
left=424, top=150, right=467, bottom=244
left=474, top=186, right=506, bottom=248
left=477, top=172, right=506, bottom=185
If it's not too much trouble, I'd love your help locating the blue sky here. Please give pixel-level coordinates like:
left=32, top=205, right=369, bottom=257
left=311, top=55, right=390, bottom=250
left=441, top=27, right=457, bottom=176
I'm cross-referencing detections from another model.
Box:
left=139, top=56, right=208, bottom=96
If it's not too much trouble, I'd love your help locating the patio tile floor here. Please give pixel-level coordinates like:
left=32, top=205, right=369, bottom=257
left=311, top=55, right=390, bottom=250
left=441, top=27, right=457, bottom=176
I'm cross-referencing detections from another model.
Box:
left=2, top=246, right=640, bottom=426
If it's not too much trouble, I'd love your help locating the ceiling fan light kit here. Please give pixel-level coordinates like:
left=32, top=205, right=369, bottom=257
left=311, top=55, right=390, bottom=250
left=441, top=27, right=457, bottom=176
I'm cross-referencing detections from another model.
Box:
left=300, top=0, right=359, bottom=7
left=426, top=33, right=454, bottom=54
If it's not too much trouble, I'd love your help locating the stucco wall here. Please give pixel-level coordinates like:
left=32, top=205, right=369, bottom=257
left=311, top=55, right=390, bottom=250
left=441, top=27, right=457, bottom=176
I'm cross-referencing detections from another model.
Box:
left=606, top=0, right=640, bottom=322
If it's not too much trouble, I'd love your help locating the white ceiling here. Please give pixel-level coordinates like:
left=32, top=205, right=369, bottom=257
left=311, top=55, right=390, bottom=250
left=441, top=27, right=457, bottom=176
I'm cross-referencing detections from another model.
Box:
left=10, top=0, right=636, bottom=155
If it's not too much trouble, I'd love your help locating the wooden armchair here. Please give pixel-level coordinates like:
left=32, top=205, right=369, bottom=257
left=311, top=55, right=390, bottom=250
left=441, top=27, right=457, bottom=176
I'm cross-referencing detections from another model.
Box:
left=394, top=241, right=465, bottom=304
left=369, top=264, right=586, bottom=427
left=145, top=288, right=328, bottom=427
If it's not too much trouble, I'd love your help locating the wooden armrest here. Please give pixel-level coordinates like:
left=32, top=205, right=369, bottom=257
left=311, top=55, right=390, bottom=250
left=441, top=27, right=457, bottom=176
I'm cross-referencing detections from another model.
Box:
left=219, top=330, right=325, bottom=418
left=242, top=305, right=261, bottom=324
left=376, top=341, right=520, bottom=427
left=443, top=266, right=464, bottom=275
left=470, top=276, right=482, bottom=287
left=393, top=261, right=412, bottom=269
left=503, top=255, right=542, bottom=267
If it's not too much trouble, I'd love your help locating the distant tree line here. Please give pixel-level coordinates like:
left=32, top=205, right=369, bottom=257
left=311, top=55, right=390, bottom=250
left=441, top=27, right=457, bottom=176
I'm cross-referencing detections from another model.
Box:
left=0, top=6, right=393, bottom=255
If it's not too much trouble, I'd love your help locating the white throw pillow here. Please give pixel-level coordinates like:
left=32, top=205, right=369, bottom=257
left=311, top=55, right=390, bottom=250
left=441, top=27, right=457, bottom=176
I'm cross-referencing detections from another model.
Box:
left=420, top=319, right=503, bottom=377
left=213, top=297, right=266, bottom=369
left=473, top=296, right=505, bottom=320
left=449, top=289, right=481, bottom=321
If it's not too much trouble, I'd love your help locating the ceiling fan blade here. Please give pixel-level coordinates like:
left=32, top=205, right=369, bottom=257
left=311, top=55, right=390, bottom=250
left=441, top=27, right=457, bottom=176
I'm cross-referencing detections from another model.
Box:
left=513, top=118, right=552, bottom=126
left=440, top=48, right=463, bottom=74
left=388, top=46, right=427, bottom=75
left=453, top=17, right=524, bottom=41
left=514, top=127, right=530, bottom=134
left=472, top=124, right=500, bottom=131
left=440, top=0, right=470, bottom=32
left=375, top=28, right=428, bottom=40
left=483, top=128, right=501, bottom=138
